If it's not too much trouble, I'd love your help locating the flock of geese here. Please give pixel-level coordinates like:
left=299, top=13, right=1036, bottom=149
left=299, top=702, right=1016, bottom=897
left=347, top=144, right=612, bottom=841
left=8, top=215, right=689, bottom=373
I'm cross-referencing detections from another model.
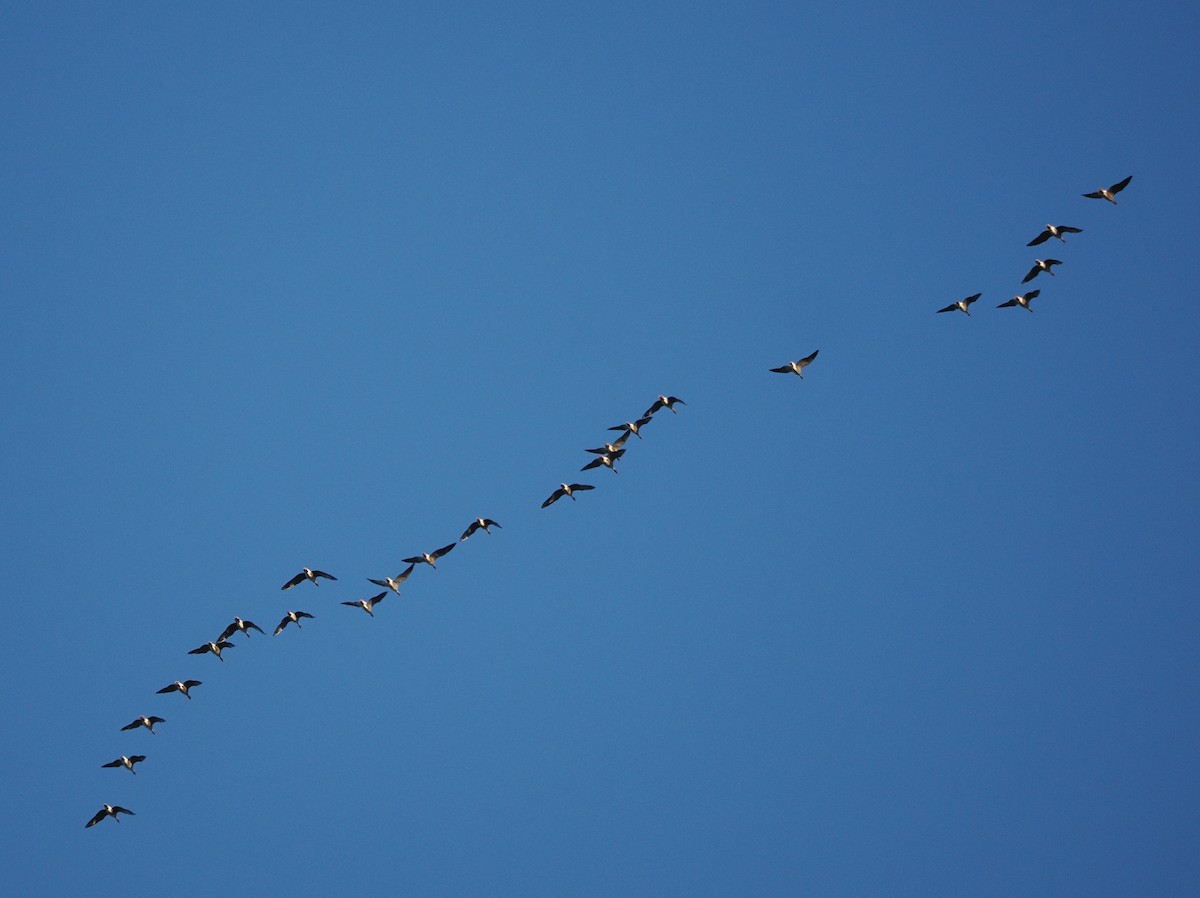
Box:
left=85, top=175, right=1132, bottom=829
left=937, top=175, right=1132, bottom=317
left=85, top=393, right=690, bottom=827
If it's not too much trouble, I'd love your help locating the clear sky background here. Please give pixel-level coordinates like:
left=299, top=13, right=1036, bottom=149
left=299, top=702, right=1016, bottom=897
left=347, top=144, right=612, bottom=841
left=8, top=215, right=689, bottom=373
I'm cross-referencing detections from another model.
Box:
left=3, top=2, right=1198, bottom=895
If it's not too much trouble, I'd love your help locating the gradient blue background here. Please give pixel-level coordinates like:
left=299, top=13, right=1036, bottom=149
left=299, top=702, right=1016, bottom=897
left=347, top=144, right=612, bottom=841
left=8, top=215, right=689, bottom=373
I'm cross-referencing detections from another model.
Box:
left=3, top=2, right=1198, bottom=895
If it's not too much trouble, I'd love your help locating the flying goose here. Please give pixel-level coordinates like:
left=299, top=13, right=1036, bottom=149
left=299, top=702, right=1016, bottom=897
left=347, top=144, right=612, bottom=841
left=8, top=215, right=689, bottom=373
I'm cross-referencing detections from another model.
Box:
left=218, top=617, right=264, bottom=641
left=368, top=563, right=416, bottom=594
left=188, top=640, right=235, bottom=662
left=937, top=294, right=981, bottom=316
left=1082, top=175, right=1132, bottom=204
left=274, top=611, right=314, bottom=635
left=460, top=518, right=502, bottom=540
left=770, top=349, right=820, bottom=376
left=156, top=680, right=202, bottom=700
left=585, top=432, right=630, bottom=456
left=581, top=451, right=622, bottom=474
left=403, top=543, right=456, bottom=570
left=281, top=568, right=337, bottom=590
left=608, top=416, right=653, bottom=439
left=1022, top=259, right=1062, bottom=283
left=644, top=395, right=685, bottom=416
left=101, top=755, right=146, bottom=775
left=997, top=289, right=1040, bottom=311
left=1028, top=224, right=1082, bottom=246
left=121, top=715, right=164, bottom=735
left=542, top=482, right=595, bottom=507
left=342, top=590, right=387, bottom=617
left=86, top=804, right=135, bottom=828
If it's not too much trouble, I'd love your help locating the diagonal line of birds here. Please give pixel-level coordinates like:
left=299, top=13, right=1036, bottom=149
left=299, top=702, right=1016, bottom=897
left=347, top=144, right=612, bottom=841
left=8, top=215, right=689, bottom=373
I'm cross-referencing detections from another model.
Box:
left=84, top=174, right=1133, bottom=828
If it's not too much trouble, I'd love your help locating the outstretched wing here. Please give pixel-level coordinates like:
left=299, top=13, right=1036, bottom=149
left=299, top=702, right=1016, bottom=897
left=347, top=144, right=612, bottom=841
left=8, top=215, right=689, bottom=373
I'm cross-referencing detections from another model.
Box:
left=218, top=622, right=238, bottom=642
left=460, top=520, right=482, bottom=540
left=86, top=809, right=108, bottom=827
left=1110, top=175, right=1132, bottom=194
left=1027, top=230, right=1051, bottom=246
left=542, top=488, right=565, bottom=508
left=936, top=303, right=959, bottom=313
left=281, top=571, right=306, bottom=590
left=432, top=543, right=456, bottom=560
left=996, top=299, right=1019, bottom=308
left=311, top=570, right=337, bottom=582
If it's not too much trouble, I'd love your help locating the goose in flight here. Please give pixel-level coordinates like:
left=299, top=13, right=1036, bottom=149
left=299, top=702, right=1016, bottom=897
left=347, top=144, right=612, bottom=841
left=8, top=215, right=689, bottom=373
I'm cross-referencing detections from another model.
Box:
left=86, top=804, right=134, bottom=828
left=1022, top=259, right=1062, bottom=283
left=608, top=417, right=653, bottom=439
left=770, top=349, right=820, bottom=376
left=585, top=432, right=629, bottom=456
left=218, top=617, right=264, bottom=641
left=644, top=395, right=685, bottom=416
left=188, top=640, right=236, bottom=662
left=542, top=482, right=595, bottom=507
left=274, top=611, right=314, bottom=635
left=156, top=680, right=202, bottom=700
left=1028, top=224, right=1082, bottom=246
left=996, top=289, right=1040, bottom=311
left=581, top=451, right=622, bottom=474
left=403, top=543, right=456, bottom=570
left=101, top=755, right=146, bottom=775
left=121, top=715, right=164, bottom=735
left=281, top=568, right=337, bottom=590
left=342, top=590, right=387, bottom=617
left=460, top=518, right=502, bottom=540
left=368, top=563, right=416, bottom=594
left=937, top=294, right=981, bottom=316
left=1083, top=175, right=1132, bottom=204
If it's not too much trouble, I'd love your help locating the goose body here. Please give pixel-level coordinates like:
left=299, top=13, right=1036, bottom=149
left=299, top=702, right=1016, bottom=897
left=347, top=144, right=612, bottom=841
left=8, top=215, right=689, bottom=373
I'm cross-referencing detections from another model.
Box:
left=368, top=563, right=416, bottom=594
left=542, top=483, right=595, bottom=507
left=188, top=640, right=235, bottom=661
left=644, top=395, right=685, bottom=416
left=608, top=417, right=652, bottom=439
left=460, top=518, right=502, bottom=541
left=281, top=568, right=337, bottom=590
left=101, top=755, right=146, bottom=775
left=581, top=451, right=622, bottom=474
left=274, top=611, right=314, bottom=635
left=121, top=715, right=164, bottom=735
left=1028, top=224, right=1082, bottom=246
left=770, top=349, right=820, bottom=376
left=1082, top=175, right=1132, bottom=204
left=86, top=804, right=134, bottom=827
left=1022, top=259, right=1062, bottom=283
left=156, top=680, right=202, bottom=699
left=218, top=617, right=264, bottom=641
left=403, top=543, right=456, bottom=569
left=342, top=591, right=387, bottom=617
left=937, top=294, right=981, bottom=316
left=997, top=289, right=1040, bottom=311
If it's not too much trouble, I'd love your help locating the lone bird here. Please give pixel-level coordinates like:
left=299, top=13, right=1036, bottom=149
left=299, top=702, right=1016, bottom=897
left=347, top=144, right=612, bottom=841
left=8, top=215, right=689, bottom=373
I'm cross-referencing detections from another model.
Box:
left=403, top=543, right=456, bottom=570
left=368, top=563, right=416, bottom=594
left=1082, top=175, right=1132, bottom=204
left=997, top=289, right=1040, bottom=312
left=542, top=483, right=595, bottom=507
left=644, top=395, right=685, bottom=416
left=342, top=590, right=387, bottom=617
left=1028, top=224, right=1082, bottom=246
left=581, top=451, right=622, bottom=474
left=274, top=610, right=314, bottom=635
left=101, top=755, right=146, bottom=775
left=156, top=680, right=202, bottom=700
left=188, top=640, right=235, bottom=662
left=1022, top=259, right=1062, bottom=283
left=608, top=417, right=653, bottom=440
left=460, top=518, right=502, bottom=541
left=937, top=294, right=981, bottom=316
left=770, top=349, right=820, bottom=376
left=86, top=804, right=134, bottom=828
left=120, top=715, right=164, bottom=735
left=281, top=568, right=337, bottom=590
left=218, top=617, right=264, bottom=641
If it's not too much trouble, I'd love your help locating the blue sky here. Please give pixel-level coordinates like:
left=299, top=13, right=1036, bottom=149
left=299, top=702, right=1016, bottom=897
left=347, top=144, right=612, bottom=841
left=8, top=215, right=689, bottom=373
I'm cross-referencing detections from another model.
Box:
left=3, top=1, right=1199, bottom=895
